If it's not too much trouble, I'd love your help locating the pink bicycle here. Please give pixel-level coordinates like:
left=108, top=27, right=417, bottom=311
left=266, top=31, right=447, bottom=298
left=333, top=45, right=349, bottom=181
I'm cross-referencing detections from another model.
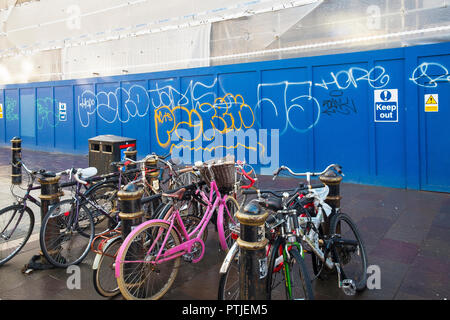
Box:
left=114, top=157, right=239, bottom=300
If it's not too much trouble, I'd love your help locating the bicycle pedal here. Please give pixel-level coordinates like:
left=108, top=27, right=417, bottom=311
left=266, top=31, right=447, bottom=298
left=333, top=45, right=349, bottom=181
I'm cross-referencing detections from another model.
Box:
left=182, top=254, right=193, bottom=262
left=341, top=279, right=356, bottom=296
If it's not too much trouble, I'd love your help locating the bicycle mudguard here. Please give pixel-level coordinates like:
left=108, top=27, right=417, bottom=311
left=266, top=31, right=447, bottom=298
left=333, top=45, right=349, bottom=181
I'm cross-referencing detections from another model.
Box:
left=219, top=241, right=239, bottom=274
left=92, top=236, right=121, bottom=270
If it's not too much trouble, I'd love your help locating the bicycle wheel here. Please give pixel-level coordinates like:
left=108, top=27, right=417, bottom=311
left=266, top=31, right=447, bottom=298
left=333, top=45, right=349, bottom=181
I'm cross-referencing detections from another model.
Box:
left=116, top=221, right=181, bottom=300
left=93, top=236, right=122, bottom=297
left=84, top=182, right=119, bottom=235
left=267, top=237, right=314, bottom=300
left=40, top=199, right=95, bottom=268
left=0, top=205, right=34, bottom=266
left=218, top=196, right=239, bottom=251
left=330, top=212, right=368, bottom=291
left=218, top=242, right=240, bottom=300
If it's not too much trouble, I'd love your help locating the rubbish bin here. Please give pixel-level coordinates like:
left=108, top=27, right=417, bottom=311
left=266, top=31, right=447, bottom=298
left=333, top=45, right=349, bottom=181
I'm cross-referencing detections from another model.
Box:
left=88, top=135, right=137, bottom=175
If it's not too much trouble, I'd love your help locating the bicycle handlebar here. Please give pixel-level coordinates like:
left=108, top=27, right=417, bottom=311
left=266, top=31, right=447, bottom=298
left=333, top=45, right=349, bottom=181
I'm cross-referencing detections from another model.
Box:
left=73, top=170, right=88, bottom=185
left=242, top=182, right=325, bottom=198
left=272, top=164, right=343, bottom=181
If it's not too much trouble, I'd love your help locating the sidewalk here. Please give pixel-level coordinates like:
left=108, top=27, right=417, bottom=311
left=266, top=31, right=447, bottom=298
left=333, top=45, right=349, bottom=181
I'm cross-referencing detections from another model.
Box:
left=0, top=146, right=449, bottom=300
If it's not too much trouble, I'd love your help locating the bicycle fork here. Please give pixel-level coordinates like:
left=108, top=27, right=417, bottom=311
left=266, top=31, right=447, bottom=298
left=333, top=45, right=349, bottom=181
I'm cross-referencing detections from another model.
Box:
left=281, top=241, right=303, bottom=300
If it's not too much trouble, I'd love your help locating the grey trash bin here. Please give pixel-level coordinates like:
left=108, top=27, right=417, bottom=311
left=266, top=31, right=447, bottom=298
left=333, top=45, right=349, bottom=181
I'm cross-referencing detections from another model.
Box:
left=88, top=135, right=137, bottom=175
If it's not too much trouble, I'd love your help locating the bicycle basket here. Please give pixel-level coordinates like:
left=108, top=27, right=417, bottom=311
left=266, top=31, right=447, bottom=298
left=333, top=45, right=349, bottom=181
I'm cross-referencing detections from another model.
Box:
left=198, top=155, right=236, bottom=191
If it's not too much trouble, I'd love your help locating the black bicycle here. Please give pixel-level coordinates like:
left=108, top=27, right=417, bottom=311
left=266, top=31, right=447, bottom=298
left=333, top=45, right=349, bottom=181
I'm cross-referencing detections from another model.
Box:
left=0, top=161, right=72, bottom=266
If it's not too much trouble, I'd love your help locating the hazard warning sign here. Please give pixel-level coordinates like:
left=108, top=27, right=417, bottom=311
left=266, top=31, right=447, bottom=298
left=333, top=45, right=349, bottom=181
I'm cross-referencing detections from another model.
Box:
left=424, top=94, right=438, bottom=112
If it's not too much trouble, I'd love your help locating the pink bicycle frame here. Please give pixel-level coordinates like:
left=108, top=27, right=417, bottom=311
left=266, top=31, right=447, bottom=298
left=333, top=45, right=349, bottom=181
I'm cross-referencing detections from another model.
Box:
left=115, top=180, right=236, bottom=277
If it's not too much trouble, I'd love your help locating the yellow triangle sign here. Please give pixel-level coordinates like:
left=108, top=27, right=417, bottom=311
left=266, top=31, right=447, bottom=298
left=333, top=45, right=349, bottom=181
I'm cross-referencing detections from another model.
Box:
left=426, top=95, right=437, bottom=105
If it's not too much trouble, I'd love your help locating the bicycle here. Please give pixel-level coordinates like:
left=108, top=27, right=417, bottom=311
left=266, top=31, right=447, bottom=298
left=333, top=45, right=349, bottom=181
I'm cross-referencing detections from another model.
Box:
left=39, top=166, right=118, bottom=268
left=91, top=193, right=162, bottom=297
left=90, top=156, right=202, bottom=297
left=218, top=184, right=317, bottom=300
left=0, top=161, right=68, bottom=266
left=272, top=164, right=368, bottom=295
left=114, top=157, right=239, bottom=300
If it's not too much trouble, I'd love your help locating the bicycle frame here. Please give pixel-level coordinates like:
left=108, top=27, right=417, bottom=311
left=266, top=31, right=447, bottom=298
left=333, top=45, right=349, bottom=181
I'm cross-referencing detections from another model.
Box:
left=118, top=180, right=234, bottom=270
left=155, top=179, right=233, bottom=263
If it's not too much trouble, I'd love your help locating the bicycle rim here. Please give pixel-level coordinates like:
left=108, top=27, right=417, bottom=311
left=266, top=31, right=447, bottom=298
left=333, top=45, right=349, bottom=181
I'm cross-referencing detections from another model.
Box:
left=116, top=221, right=181, bottom=300
left=0, top=205, right=34, bottom=266
left=85, top=183, right=119, bottom=236
left=288, top=248, right=314, bottom=300
left=218, top=244, right=240, bottom=300
left=40, top=199, right=95, bottom=267
left=267, top=239, right=313, bottom=300
left=331, top=213, right=368, bottom=291
left=93, top=237, right=122, bottom=297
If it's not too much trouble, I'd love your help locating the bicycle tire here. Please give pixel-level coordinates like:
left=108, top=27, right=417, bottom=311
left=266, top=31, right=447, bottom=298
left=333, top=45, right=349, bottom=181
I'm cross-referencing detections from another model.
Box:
left=84, top=182, right=119, bottom=235
left=217, top=196, right=239, bottom=251
left=0, top=204, right=34, bottom=266
left=116, top=221, right=181, bottom=300
left=218, top=242, right=240, bottom=300
left=93, top=236, right=122, bottom=297
left=267, top=237, right=314, bottom=300
left=330, top=212, right=368, bottom=291
left=40, top=199, right=95, bottom=268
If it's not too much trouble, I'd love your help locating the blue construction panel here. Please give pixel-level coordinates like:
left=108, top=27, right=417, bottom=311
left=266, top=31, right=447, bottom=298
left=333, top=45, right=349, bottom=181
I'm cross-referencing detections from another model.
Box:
left=36, top=87, right=54, bottom=149
left=260, top=67, right=313, bottom=175
left=4, top=89, right=19, bottom=141
left=217, top=71, right=260, bottom=168
left=120, top=80, right=150, bottom=156
left=54, top=86, right=75, bottom=152
left=373, top=59, right=406, bottom=188
left=74, top=84, right=96, bottom=153
left=149, top=77, right=181, bottom=159
left=95, top=82, right=122, bottom=137
left=0, top=42, right=449, bottom=191
left=178, top=74, right=217, bottom=164
left=313, top=62, right=370, bottom=184
left=416, top=54, right=450, bottom=192
left=20, top=88, right=36, bottom=147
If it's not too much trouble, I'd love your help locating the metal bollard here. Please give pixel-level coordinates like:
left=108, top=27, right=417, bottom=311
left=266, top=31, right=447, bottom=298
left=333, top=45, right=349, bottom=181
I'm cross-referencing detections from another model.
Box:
left=24, top=174, right=63, bottom=272
left=117, top=184, right=144, bottom=292
left=11, top=137, right=22, bottom=185
left=39, top=175, right=63, bottom=221
left=236, top=200, right=269, bottom=300
left=144, top=156, right=160, bottom=191
left=319, top=169, right=343, bottom=234
left=123, top=147, right=137, bottom=170
left=118, top=184, right=144, bottom=238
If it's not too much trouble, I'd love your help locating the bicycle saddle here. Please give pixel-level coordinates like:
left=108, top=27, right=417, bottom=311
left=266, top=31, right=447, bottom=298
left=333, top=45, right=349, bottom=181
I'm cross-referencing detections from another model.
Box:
left=260, top=196, right=283, bottom=212
left=78, top=167, right=98, bottom=179
left=37, top=170, right=56, bottom=178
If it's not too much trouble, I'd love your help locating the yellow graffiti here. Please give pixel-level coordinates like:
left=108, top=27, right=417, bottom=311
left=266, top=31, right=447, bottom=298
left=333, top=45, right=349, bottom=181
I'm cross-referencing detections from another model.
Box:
left=154, top=93, right=256, bottom=149
left=170, top=141, right=267, bottom=157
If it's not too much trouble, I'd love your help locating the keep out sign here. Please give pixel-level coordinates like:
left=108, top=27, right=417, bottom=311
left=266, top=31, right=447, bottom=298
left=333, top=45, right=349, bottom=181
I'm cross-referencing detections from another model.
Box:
left=374, top=89, right=398, bottom=122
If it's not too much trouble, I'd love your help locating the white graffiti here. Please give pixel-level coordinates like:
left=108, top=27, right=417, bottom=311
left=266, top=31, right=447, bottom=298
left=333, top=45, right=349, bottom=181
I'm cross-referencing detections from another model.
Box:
left=255, top=81, right=320, bottom=135
left=315, top=66, right=390, bottom=90
left=77, top=79, right=221, bottom=128
left=76, top=66, right=395, bottom=133
left=410, top=62, right=450, bottom=88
